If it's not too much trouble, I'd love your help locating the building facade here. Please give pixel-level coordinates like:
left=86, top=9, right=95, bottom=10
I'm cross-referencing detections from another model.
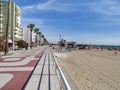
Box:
left=21, top=26, right=36, bottom=46
left=21, top=27, right=30, bottom=43
left=0, top=1, right=21, bottom=47
left=0, top=3, right=3, bottom=36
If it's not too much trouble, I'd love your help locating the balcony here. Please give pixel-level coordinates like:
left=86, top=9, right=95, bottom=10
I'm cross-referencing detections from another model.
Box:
left=0, top=24, right=2, bottom=28
left=14, top=34, right=22, bottom=41
left=16, top=17, right=20, bottom=21
left=14, top=27, right=19, bottom=30
left=0, top=14, right=3, bottom=17
left=0, top=20, right=2, bottom=24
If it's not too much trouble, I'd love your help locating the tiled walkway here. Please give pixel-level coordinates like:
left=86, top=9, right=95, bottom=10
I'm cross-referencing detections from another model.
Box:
left=0, top=46, right=46, bottom=90
left=0, top=46, right=73, bottom=90
left=24, top=49, right=60, bottom=90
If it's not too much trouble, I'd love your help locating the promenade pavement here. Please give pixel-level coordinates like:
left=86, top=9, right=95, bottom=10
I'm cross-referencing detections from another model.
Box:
left=0, top=46, right=46, bottom=90
left=24, top=49, right=60, bottom=90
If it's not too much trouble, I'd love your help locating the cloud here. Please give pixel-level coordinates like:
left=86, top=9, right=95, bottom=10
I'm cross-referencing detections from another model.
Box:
left=39, top=26, right=62, bottom=43
left=21, top=0, right=80, bottom=13
left=81, top=0, right=120, bottom=26
left=91, top=16, right=120, bottom=26
left=36, top=0, right=60, bottom=11
left=46, top=35, right=59, bottom=43
left=21, top=17, right=44, bottom=27
left=86, top=0, right=120, bottom=16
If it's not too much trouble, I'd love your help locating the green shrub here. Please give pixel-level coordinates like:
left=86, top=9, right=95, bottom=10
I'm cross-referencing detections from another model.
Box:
left=17, top=40, right=27, bottom=48
left=0, top=36, right=5, bottom=51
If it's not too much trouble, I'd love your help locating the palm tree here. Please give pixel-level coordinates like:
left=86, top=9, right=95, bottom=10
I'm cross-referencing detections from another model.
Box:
left=42, top=35, right=48, bottom=45
left=5, top=0, right=11, bottom=55
left=38, top=32, right=42, bottom=46
left=34, top=28, right=39, bottom=47
left=41, top=35, right=44, bottom=38
left=27, top=24, right=35, bottom=49
left=41, top=35, right=45, bottom=45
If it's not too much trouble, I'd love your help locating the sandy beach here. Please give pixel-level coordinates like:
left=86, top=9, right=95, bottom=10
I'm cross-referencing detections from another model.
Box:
left=57, top=49, right=120, bottom=90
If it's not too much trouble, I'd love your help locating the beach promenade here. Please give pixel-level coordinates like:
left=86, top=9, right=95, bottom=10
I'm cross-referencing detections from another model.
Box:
left=0, top=46, right=71, bottom=90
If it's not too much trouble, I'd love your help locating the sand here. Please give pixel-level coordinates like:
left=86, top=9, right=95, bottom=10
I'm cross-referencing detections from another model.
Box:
left=57, top=49, right=120, bottom=90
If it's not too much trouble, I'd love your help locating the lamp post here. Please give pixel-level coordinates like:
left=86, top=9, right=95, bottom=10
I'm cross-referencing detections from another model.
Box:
left=59, top=35, right=62, bottom=51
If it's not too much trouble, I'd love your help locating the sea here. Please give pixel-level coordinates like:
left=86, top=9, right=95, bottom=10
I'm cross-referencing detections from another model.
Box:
left=93, top=45, right=120, bottom=49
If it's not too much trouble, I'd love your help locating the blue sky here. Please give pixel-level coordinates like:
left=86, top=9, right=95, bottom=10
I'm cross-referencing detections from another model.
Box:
left=12, top=0, right=120, bottom=45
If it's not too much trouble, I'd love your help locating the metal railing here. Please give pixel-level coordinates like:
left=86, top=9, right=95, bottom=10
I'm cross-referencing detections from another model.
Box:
left=52, top=51, right=71, bottom=90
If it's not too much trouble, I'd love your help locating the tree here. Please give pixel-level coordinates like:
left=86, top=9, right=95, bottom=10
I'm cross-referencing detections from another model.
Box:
left=0, top=36, right=5, bottom=51
left=34, top=28, right=39, bottom=47
left=4, top=0, right=11, bottom=55
left=17, top=40, right=27, bottom=48
left=27, top=24, right=35, bottom=49
left=38, top=32, right=41, bottom=36
left=38, top=32, right=42, bottom=46
left=41, top=35, right=48, bottom=45
left=41, top=35, right=44, bottom=38
left=44, top=37, right=48, bottom=45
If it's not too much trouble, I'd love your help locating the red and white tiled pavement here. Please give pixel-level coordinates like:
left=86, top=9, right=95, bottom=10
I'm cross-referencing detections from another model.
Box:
left=0, top=46, right=46, bottom=90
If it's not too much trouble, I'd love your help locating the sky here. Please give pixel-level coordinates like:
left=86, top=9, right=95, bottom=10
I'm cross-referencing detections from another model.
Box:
left=11, top=0, right=120, bottom=45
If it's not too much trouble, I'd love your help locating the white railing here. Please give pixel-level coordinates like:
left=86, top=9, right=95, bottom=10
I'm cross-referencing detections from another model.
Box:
left=52, top=52, right=71, bottom=90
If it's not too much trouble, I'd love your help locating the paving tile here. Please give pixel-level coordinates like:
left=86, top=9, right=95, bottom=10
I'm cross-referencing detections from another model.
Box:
left=0, top=74, right=13, bottom=89
left=0, top=46, right=46, bottom=90
left=1, top=71, right=31, bottom=90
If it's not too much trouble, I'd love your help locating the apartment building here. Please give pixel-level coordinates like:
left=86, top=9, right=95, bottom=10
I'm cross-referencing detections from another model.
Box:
left=21, top=26, right=46, bottom=47
left=0, top=1, right=21, bottom=47
left=0, top=3, right=3, bottom=36
left=21, top=27, right=30, bottom=44
left=21, top=26, right=36, bottom=46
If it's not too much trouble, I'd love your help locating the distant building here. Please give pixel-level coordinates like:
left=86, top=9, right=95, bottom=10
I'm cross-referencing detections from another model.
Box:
left=67, top=42, right=76, bottom=49
left=21, top=26, right=36, bottom=46
left=0, top=1, right=21, bottom=47
left=76, top=44, right=87, bottom=49
left=58, top=40, right=77, bottom=51
left=21, top=27, right=30, bottom=44
left=32, top=31, right=36, bottom=43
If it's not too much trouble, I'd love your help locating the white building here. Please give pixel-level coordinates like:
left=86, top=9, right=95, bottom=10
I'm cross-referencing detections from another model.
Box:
left=21, top=27, right=30, bottom=43
left=32, top=31, right=36, bottom=43
left=21, top=26, right=36, bottom=45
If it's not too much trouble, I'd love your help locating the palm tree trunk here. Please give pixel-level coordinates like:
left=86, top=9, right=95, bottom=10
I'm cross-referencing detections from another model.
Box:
left=30, top=29, right=32, bottom=49
left=39, top=36, right=41, bottom=46
left=36, top=33, right=37, bottom=47
left=5, top=0, right=11, bottom=55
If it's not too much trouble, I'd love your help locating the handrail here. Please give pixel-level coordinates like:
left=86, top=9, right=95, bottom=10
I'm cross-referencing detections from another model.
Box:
left=52, top=51, right=71, bottom=90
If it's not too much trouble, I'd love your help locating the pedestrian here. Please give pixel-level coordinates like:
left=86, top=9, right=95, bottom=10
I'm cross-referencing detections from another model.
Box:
left=114, top=50, right=117, bottom=55
left=26, top=43, right=28, bottom=50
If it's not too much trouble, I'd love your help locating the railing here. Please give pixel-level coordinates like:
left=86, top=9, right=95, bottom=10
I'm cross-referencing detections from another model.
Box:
left=52, top=51, right=71, bottom=90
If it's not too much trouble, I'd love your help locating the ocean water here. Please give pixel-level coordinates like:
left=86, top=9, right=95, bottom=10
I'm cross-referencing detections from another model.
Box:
left=93, top=45, right=120, bottom=49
